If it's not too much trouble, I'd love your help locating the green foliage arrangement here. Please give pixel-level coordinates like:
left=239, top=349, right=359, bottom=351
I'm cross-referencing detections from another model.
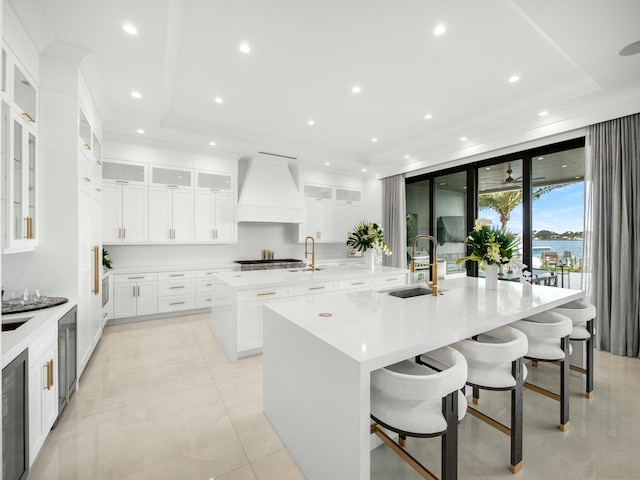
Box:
left=346, top=221, right=392, bottom=256
left=456, top=219, right=519, bottom=267
left=103, top=248, right=113, bottom=269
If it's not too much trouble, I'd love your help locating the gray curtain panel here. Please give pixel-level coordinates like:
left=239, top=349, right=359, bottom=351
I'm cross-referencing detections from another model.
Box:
left=381, top=174, right=407, bottom=269
left=585, top=113, right=640, bottom=357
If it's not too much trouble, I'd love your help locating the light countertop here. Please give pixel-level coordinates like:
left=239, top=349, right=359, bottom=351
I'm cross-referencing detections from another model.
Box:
left=213, top=265, right=407, bottom=289
left=2, top=298, right=77, bottom=369
left=265, top=277, right=583, bottom=371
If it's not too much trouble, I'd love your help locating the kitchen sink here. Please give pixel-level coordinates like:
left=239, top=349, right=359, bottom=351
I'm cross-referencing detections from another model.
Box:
left=2, top=316, right=33, bottom=332
left=387, top=286, right=434, bottom=298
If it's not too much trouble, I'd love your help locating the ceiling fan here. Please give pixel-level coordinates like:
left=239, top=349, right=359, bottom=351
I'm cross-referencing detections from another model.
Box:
left=501, top=164, right=545, bottom=186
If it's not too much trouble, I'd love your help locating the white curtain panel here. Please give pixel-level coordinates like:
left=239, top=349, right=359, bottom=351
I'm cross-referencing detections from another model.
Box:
left=381, top=174, right=407, bottom=269
left=585, top=113, right=640, bottom=357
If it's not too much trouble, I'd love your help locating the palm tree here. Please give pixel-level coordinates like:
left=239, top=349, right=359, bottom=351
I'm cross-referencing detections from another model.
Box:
left=478, top=185, right=563, bottom=232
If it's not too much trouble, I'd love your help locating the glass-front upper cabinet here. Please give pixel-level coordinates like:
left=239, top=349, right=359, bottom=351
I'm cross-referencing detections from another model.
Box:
left=196, top=171, right=233, bottom=191
left=2, top=102, right=38, bottom=251
left=13, top=63, right=37, bottom=124
left=78, top=108, right=91, bottom=151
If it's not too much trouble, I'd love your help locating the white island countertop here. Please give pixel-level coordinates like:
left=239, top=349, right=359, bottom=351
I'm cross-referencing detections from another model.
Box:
left=263, top=277, right=583, bottom=480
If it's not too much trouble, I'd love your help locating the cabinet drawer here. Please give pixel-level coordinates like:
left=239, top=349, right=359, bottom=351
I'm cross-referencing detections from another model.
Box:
left=158, top=279, right=195, bottom=296
left=338, top=277, right=375, bottom=291
left=196, top=278, right=214, bottom=293
left=157, top=271, right=195, bottom=281
left=115, top=273, right=157, bottom=283
left=28, top=323, right=58, bottom=366
left=196, top=292, right=214, bottom=308
left=196, top=269, right=230, bottom=278
left=157, top=294, right=195, bottom=313
left=237, top=286, right=292, bottom=303
left=294, top=282, right=338, bottom=297
left=375, top=274, right=408, bottom=288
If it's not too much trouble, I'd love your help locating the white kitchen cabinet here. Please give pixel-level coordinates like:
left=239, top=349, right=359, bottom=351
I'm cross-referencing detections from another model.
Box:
left=149, top=186, right=194, bottom=243
left=296, top=184, right=362, bottom=243
left=113, top=273, right=158, bottom=318
left=237, top=286, right=292, bottom=354
left=194, top=190, right=235, bottom=242
left=157, top=271, right=195, bottom=313
left=102, top=182, right=148, bottom=243
left=2, top=104, right=38, bottom=252
left=293, top=281, right=338, bottom=298
left=374, top=273, right=408, bottom=289
left=28, top=323, right=58, bottom=466
left=338, top=277, right=376, bottom=291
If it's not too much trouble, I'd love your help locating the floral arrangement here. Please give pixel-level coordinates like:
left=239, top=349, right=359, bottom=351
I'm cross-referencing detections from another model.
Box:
left=346, top=221, right=392, bottom=256
left=456, top=219, right=519, bottom=268
left=103, top=248, right=113, bottom=270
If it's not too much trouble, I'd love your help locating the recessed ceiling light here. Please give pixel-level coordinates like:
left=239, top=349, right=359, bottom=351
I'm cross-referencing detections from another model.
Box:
left=209, top=141, right=216, bottom=146
left=404, top=155, right=410, bottom=159
left=352, top=85, right=361, bottom=94
left=325, top=162, right=331, bottom=166
left=460, top=136, right=467, bottom=141
left=562, top=164, right=567, bottom=168
left=240, top=42, right=251, bottom=53
left=575, top=176, right=581, bottom=179
left=131, top=90, right=141, bottom=99
left=539, top=110, right=549, bottom=116
left=123, top=23, right=138, bottom=35
left=371, top=138, right=378, bottom=142
left=538, top=156, right=544, bottom=160
left=178, top=176, right=183, bottom=179
left=307, top=119, right=315, bottom=125
left=136, top=129, right=144, bottom=134
left=214, top=96, right=224, bottom=104
left=440, top=182, right=446, bottom=186
left=508, top=75, right=520, bottom=83
left=434, top=24, right=446, bottom=36
left=424, top=114, right=433, bottom=120
left=485, top=167, right=491, bottom=170
left=463, top=186, right=467, bottom=189
left=362, top=168, right=367, bottom=172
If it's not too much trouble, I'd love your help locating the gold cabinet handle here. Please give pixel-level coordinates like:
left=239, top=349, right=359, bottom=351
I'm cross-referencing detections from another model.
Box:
left=133, top=286, right=136, bottom=297
left=205, top=283, right=212, bottom=287
left=169, top=286, right=185, bottom=289
left=83, top=177, right=92, bottom=182
left=44, top=360, right=53, bottom=390
left=103, top=312, right=108, bottom=318
left=309, top=286, right=326, bottom=291
left=257, top=292, right=277, bottom=296
left=118, top=227, right=122, bottom=239
left=116, top=180, right=129, bottom=184
left=210, top=188, right=220, bottom=192
left=96, top=160, right=102, bottom=166
left=84, top=143, right=91, bottom=150
left=92, top=246, right=100, bottom=295
left=170, top=301, right=185, bottom=305
left=24, top=217, right=29, bottom=239
left=386, top=278, right=399, bottom=281
left=137, top=286, right=140, bottom=296
left=351, top=282, right=365, bottom=285
left=43, top=363, right=49, bottom=390
left=49, top=360, right=54, bottom=388
left=22, top=111, right=35, bottom=123
left=123, top=228, right=126, bottom=239
left=169, top=274, right=185, bottom=277
left=167, top=184, right=178, bottom=188
left=128, top=276, right=145, bottom=280
left=96, top=187, right=102, bottom=192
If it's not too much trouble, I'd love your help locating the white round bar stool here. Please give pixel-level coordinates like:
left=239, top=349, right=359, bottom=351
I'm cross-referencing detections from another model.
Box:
left=552, top=300, right=596, bottom=398
left=451, top=326, right=528, bottom=474
left=511, top=311, right=573, bottom=431
left=370, top=346, right=467, bottom=480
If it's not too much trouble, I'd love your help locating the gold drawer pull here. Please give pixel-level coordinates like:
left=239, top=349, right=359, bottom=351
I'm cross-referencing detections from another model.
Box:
left=169, top=274, right=185, bottom=277
left=205, top=283, right=212, bottom=287
left=22, top=111, right=36, bottom=123
left=116, top=180, right=129, bottom=184
left=351, top=282, right=365, bottom=285
left=170, top=301, right=185, bottom=305
left=257, top=292, right=277, bottom=296
left=128, top=276, right=145, bottom=280
left=309, top=286, right=325, bottom=291
left=386, top=278, right=399, bottom=281
left=83, top=177, right=92, bottom=182
left=84, top=143, right=91, bottom=150
left=169, top=286, right=185, bottom=289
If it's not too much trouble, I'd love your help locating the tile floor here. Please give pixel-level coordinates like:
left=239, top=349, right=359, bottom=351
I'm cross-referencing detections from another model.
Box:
left=29, top=314, right=640, bottom=480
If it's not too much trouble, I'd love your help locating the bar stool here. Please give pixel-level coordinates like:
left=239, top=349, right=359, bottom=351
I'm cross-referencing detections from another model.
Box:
left=552, top=300, right=596, bottom=398
left=370, top=346, right=467, bottom=480
left=451, top=326, right=528, bottom=474
left=511, top=311, right=573, bottom=431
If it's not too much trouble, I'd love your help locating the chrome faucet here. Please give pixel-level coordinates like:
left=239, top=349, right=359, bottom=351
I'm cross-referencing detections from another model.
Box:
left=410, top=235, right=438, bottom=296
left=304, top=236, right=316, bottom=271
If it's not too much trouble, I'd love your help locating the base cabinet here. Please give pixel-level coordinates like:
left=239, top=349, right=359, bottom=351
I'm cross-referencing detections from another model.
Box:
left=28, top=323, right=58, bottom=466
left=113, top=273, right=158, bottom=318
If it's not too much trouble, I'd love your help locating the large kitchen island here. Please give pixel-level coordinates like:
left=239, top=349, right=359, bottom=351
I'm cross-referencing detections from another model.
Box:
left=262, top=277, right=583, bottom=480
left=211, top=264, right=408, bottom=362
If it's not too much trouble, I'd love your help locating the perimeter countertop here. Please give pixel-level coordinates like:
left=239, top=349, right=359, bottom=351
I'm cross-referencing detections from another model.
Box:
left=213, top=265, right=407, bottom=290
left=2, top=297, right=78, bottom=369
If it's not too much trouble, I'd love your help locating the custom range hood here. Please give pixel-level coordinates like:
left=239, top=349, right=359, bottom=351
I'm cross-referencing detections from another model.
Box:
left=236, top=153, right=305, bottom=223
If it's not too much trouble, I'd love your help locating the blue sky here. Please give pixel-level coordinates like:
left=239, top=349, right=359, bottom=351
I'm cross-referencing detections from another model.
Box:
left=478, top=182, right=585, bottom=235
